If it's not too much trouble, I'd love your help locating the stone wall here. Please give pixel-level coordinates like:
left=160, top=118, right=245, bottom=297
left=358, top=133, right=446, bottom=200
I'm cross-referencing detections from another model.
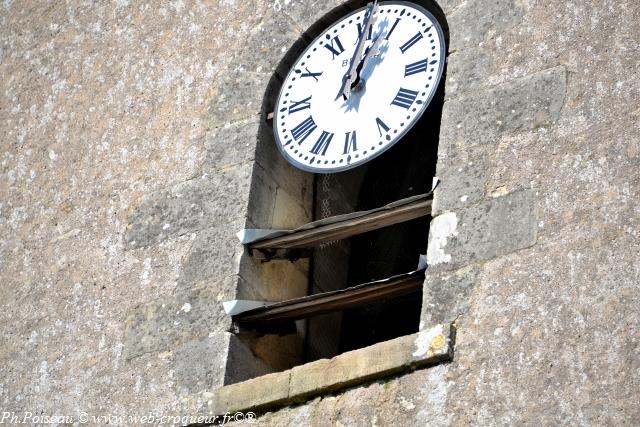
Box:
left=261, top=0, right=640, bottom=424
left=1, top=0, right=639, bottom=426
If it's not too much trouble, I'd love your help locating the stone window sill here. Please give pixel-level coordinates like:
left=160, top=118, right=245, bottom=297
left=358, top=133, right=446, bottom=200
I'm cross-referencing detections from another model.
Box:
left=211, top=323, right=455, bottom=414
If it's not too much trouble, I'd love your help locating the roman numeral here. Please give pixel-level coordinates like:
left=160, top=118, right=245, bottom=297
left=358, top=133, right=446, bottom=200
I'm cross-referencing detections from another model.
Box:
left=288, top=96, right=312, bottom=114
left=405, top=59, right=429, bottom=76
left=343, top=131, right=358, bottom=154
left=375, top=117, right=390, bottom=137
left=386, top=18, right=401, bottom=40
left=356, top=23, right=373, bottom=42
left=324, top=34, right=345, bottom=59
left=297, top=67, right=323, bottom=81
left=310, top=131, right=334, bottom=155
left=400, top=32, right=423, bottom=53
left=291, top=116, right=317, bottom=144
left=391, top=88, right=418, bottom=109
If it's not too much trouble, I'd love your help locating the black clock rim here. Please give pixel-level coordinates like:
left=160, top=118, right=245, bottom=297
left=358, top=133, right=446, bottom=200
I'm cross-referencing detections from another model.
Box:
left=273, top=0, right=447, bottom=174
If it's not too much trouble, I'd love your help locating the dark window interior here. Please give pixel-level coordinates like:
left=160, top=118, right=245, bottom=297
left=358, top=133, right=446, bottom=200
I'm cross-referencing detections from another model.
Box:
left=306, top=71, right=445, bottom=361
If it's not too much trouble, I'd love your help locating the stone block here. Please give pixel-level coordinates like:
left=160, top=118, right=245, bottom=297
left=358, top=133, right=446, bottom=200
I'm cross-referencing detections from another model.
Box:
left=246, top=165, right=279, bottom=227
left=174, top=333, right=230, bottom=395
left=212, top=324, right=453, bottom=414
left=208, top=71, right=272, bottom=129
left=427, top=189, right=537, bottom=270
left=214, top=370, right=292, bottom=414
left=178, top=221, right=246, bottom=288
left=432, top=146, right=488, bottom=215
left=237, top=251, right=309, bottom=302
left=123, top=277, right=236, bottom=359
left=203, top=94, right=312, bottom=217
left=202, top=117, right=261, bottom=173
left=289, top=339, right=408, bottom=400
left=447, top=0, right=523, bottom=51
left=232, top=7, right=303, bottom=76
left=445, top=47, right=491, bottom=97
left=421, top=265, right=480, bottom=325
left=440, top=66, right=567, bottom=150
left=281, top=0, right=348, bottom=36
left=124, top=166, right=254, bottom=249
left=434, top=0, right=466, bottom=15
left=203, top=118, right=306, bottom=218
left=272, top=185, right=312, bottom=229
left=410, top=323, right=455, bottom=364
left=254, top=148, right=315, bottom=216
left=289, top=325, right=453, bottom=400
left=249, top=332, right=305, bottom=373
left=224, top=334, right=274, bottom=385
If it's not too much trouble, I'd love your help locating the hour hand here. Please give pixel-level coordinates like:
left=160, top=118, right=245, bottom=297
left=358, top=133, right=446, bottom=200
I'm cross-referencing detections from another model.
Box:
left=335, top=72, right=352, bottom=101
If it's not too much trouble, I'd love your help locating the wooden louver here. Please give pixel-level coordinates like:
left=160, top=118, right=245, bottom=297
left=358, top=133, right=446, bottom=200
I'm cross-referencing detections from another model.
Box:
left=232, top=269, right=425, bottom=329
left=249, top=193, right=432, bottom=260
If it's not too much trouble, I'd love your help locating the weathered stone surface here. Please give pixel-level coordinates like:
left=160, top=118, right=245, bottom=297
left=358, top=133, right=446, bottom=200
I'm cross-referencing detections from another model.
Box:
left=232, top=7, right=303, bottom=76
left=246, top=166, right=280, bottom=228
left=203, top=116, right=309, bottom=205
left=447, top=0, right=523, bottom=51
left=215, top=370, right=292, bottom=415
left=177, top=221, right=246, bottom=288
left=238, top=253, right=309, bottom=302
left=280, top=0, right=348, bottom=34
left=290, top=324, right=453, bottom=401
left=174, top=334, right=230, bottom=396
left=123, top=277, right=236, bottom=359
left=213, top=324, right=453, bottom=413
left=420, top=265, right=479, bottom=325
left=443, top=231, right=640, bottom=426
left=0, top=11, right=267, bottom=421
left=441, top=66, right=567, bottom=149
left=434, top=0, right=465, bottom=15
left=427, top=189, right=538, bottom=270
left=272, top=186, right=312, bottom=228
left=208, top=119, right=315, bottom=231
left=124, top=166, right=253, bottom=249
left=254, top=148, right=315, bottom=217
left=202, top=117, right=261, bottom=173
left=260, top=363, right=453, bottom=427
left=224, top=334, right=275, bottom=385
left=2, top=0, right=640, bottom=424
left=208, top=71, right=272, bottom=129
left=444, top=47, right=491, bottom=97
left=432, top=146, right=488, bottom=215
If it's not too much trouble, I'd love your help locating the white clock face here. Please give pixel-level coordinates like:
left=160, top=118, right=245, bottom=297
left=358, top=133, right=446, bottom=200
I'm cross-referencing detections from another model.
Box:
left=273, top=1, right=445, bottom=173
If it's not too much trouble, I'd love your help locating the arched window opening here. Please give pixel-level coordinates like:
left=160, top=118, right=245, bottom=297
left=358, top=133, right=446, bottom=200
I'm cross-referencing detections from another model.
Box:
left=225, top=0, right=449, bottom=384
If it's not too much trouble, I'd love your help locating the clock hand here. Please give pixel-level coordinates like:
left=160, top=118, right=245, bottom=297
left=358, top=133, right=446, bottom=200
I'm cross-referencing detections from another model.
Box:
left=335, top=0, right=378, bottom=101
left=346, top=36, right=381, bottom=93
left=355, top=36, right=381, bottom=79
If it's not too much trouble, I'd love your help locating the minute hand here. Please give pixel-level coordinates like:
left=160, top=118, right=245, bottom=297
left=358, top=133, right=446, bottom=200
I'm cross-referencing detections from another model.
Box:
left=336, top=0, right=378, bottom=100
left=355, top=36, right=381, bottom=78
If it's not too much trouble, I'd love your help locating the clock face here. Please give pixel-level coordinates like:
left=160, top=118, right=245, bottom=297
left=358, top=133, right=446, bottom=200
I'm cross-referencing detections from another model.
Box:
left=273, top=1, right=446, bottom=173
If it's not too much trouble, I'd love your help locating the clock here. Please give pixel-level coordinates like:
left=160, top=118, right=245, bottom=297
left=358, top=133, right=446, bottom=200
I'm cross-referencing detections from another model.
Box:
left=273, top=1, right=446, bottom=173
